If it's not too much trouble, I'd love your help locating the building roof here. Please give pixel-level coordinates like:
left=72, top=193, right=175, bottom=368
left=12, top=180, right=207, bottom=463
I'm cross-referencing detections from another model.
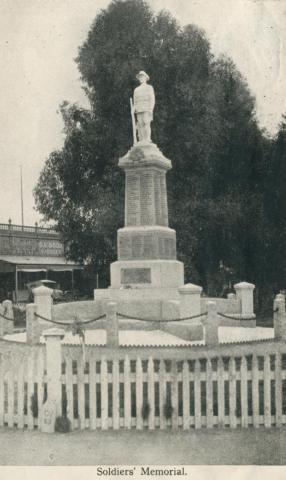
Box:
left=0, top=255, right=83, bottom=270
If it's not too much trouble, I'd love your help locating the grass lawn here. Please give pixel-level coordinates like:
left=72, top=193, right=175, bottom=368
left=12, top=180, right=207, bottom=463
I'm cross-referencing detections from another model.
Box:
left=0, top=426, right=286, bottom=465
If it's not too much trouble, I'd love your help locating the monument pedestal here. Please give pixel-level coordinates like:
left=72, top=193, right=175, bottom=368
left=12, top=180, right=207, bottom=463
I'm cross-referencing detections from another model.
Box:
left=110, top=142, right=184, bottom=295
left=100, top=141, right=202, bottom=321
left=110, top=259, right=184, bottom=289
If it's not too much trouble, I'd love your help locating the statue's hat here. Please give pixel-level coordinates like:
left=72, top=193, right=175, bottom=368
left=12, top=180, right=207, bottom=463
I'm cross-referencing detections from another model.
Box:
left=136, top=70, right=150, bottom=81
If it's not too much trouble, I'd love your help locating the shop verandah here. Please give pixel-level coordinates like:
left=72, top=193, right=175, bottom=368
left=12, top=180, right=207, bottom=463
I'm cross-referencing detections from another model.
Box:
left=0, top=256, right=83, bottom=303
left=0, top=221, right=84, bottom=303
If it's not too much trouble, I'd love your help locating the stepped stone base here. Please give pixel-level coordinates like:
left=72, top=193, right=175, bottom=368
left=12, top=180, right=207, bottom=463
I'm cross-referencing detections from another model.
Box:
left=94, top=286, right=201, bottom=323
left=107, top=287, right=181, bottom=302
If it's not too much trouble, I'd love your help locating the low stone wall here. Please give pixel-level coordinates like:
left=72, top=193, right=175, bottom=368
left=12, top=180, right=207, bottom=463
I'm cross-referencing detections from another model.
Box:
left=217, top=317, right=256, bottom=328
left=53, top=298, right=169, bottom=324
left=52, top=300, right=165, bottom=331
left=162, top=322, right=203, bottom=342
left=114, top=299, right=163, bottom=320
left=201, top=297, right=256, bottom=327
left=201, top=297, right=240, bottom=314
left=52, top=300, right=103, bottom=322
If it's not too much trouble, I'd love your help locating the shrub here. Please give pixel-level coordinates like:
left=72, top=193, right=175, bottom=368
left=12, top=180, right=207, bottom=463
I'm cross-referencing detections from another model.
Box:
left=163, top=401, right=174, bottom=420
left=141, top=402, right=151, bottom=420
left=55, top=415, right=71, bottom=433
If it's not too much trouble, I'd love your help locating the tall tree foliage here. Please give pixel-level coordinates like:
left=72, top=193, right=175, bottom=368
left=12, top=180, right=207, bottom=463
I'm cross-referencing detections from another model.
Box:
left=35, top=0, right=281, bottom=301
left=262, top=116, right=286, bottom=293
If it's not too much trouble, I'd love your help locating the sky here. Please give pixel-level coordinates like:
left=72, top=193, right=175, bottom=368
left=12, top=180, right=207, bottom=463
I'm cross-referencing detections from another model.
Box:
left=0, top=0, right=285, bottom=226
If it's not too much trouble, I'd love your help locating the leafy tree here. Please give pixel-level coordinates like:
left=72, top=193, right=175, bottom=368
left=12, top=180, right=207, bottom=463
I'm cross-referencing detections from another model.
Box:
left=34, top=0, right=278, bottom=302
left=262, top=115, right=286, bottom=293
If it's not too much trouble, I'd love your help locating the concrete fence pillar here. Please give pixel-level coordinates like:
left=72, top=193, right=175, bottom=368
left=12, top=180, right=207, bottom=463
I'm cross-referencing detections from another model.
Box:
left=0, top=304, right=4, bottom=338
left=178, top=283, right=202, bottom=318
left=33, top=286, right=53, bottom=329
left=234, top=282, right=255, bottom=316
left=105, top=302, right=119, bottom=348
left=26, top=304, right=40, bottom=345
left=204, top=301, right=219, bottom=346
left=274, top=294, right=286, bottom=340
left=2, top=300, right=14, bottom=334
left=40, top=328, right=65, bottom=433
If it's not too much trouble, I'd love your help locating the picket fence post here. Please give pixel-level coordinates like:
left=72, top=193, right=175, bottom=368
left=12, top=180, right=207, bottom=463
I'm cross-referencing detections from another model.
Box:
left=264, top=354, right=271, bottom=428
left=217, top=357, right=225, bottom=427
left=136, top=357, right=143, bottom=430
left=41, top=328, right=65, bottom=433
left=124, top=355, right=131, bottom=429
left=113, top=358, right=120, bottom=430
left=241, top=356, right=248, bottom=428
left=252, top=355, right=259, bottom=428
left=182, top=360, right=190, bottom=430
left=194, top=359, right=201, bottom=429
left=159, top=359, right=166, bottom=430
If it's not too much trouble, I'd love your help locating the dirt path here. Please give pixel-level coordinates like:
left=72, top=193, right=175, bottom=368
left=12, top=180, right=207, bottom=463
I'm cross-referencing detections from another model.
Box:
left=0, top=427, right=285, bottom=465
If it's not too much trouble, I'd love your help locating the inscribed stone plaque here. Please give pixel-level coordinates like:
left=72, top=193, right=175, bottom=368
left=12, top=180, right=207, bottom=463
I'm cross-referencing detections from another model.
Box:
left=143, top=234, right=156, bottom=258
left=121, top=268, right=151, bottom=284
left=159, top=235, right=176, bottom=259
left=154, top=171, right=163, bottom=225
left=118, top=235, right=132, bottom=259
left=159, top=173, right=168, bottom=226
left=140, top=172, right=155, bottom=225
left=131, top=235, right=144, bottom=258
left=126, top=173, right=140, bottom=225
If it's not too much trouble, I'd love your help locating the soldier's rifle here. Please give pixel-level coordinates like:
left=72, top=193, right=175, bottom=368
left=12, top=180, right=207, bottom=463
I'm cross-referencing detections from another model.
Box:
left=130, top=98, right=137, bottom=145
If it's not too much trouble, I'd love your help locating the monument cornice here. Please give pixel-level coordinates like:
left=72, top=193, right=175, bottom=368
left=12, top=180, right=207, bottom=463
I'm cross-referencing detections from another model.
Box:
left=117, top=225, right=176, bottom=234
left=119, top=143, right=172, bottom=171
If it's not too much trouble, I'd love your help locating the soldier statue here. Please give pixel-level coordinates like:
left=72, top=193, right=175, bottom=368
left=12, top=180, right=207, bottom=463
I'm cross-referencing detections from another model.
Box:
left=130, top=71, right=155, bottom=144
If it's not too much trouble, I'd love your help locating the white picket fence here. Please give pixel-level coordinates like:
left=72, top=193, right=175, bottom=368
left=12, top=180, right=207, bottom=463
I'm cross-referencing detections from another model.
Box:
left=0, top=293, right=285, bottom=432
left=60, top=343, right=286, bottom=431
left=1, top=339, right=286, bottom=431
left=0, top=342, right=46, bottom=430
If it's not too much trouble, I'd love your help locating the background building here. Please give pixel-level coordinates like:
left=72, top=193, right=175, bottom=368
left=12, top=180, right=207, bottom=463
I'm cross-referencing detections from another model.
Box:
left=0, top=220, right=83, bottom=302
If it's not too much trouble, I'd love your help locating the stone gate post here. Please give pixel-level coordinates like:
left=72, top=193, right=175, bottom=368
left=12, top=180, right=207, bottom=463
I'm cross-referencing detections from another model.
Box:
left=178, top=283, right=202, bottom=318
left=274, top=294, right=286, bottom=340
left=2, top=300, right=14, bottom=334
left=26, top=304, right=40, bottom=345
left=106, top=301, right=119, bottom=348
left=0, top=304, right=4, bottom=338
left=33, top=285, right=53, bottom=330
left=234, top=282, right=255, bottom=316
left=204, top=301, right=219, bottom=346
left=40, top=328, right=65, bottom=433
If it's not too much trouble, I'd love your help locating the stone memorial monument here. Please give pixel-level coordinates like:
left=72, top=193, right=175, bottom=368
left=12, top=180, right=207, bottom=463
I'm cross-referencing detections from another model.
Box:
left=95, top=71, right=206, bottom=321
left=110, top=71, right=184, bottom=294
